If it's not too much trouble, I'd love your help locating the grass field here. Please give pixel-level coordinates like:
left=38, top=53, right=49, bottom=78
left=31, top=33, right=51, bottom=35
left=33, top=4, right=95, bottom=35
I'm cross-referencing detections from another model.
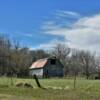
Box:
left=0, top=77, right=100, bottom=100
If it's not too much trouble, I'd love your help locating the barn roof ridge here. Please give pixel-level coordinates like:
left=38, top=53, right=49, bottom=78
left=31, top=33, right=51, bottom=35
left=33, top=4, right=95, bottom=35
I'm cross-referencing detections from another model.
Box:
left=29, top=58, right=48, bottom=69
left=29, top=56, right=58, bottom=69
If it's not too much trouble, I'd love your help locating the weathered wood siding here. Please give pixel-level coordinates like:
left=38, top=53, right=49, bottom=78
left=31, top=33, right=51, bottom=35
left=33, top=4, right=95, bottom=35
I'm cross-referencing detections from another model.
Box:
left=43, top=59, right=64, bottom=77
left=30, top=68, right=43, bottom=77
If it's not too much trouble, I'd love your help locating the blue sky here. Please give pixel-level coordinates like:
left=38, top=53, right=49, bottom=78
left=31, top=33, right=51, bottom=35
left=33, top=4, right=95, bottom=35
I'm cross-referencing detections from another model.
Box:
left=0, top=0, right=100, bottom=52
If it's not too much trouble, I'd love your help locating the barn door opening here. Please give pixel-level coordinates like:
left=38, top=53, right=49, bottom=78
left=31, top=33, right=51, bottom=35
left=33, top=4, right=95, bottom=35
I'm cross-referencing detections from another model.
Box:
left=50, top=59, right=56, bottom=65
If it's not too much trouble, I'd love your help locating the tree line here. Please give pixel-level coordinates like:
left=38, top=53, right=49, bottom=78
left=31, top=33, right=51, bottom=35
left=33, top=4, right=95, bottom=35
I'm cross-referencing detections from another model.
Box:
left=0, top=35, right=100, bottom=79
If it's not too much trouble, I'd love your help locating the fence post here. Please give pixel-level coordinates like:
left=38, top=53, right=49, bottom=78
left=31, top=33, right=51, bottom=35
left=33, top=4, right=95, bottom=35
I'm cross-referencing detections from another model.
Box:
left=34, top=75, right=42, bottom=88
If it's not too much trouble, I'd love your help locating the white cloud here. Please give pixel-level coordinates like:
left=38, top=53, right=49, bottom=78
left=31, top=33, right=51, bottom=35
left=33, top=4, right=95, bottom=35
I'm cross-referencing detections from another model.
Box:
left=42, top=11, right=100, bottom=54
left=34, top=39, right=66, bottom=50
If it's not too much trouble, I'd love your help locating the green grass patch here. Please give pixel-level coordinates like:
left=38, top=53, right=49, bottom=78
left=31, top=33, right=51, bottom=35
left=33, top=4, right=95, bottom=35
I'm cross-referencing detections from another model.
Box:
left=0, top=77, right=100, bottom=100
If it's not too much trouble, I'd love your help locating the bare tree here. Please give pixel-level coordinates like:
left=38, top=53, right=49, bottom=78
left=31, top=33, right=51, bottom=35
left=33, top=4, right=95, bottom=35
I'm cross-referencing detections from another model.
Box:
left=0, top=35, right=12, bottom=75
left=79, top=50, right=96, bottom=79
left=68, top=49, right=82, bottom=89
left=50, top=42, right=70, bottom=76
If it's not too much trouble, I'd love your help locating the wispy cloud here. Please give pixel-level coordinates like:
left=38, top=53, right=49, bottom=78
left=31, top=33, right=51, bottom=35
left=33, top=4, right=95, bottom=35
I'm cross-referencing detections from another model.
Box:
left=42, top=11, right=81, bottom=31
left=0, top=30, right=35, bottom=38
left=29, top=39, right=66, bottom=50
left=22, top=33, right=34, bottom=38
left=41, top=10, right=100, bottom=54
left=55, top=10, right=81, bottom=18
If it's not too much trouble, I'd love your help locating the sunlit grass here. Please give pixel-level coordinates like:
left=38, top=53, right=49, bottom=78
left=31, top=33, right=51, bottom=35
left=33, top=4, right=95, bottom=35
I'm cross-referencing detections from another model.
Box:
left=0, top=77, right=100, bottom=100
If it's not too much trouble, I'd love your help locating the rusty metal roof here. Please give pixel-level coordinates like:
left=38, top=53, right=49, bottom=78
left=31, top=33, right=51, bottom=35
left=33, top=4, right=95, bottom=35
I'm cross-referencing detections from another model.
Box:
left=29, top=58, right=48, bottom=69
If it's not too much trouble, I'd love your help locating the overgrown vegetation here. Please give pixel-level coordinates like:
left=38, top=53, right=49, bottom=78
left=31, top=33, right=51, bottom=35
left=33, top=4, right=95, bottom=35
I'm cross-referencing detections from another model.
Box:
left=0, top=78, right=100, bottom=100
left=0, top=35, right=100, bottom=79
left=0, top=35, right=49, bottom=77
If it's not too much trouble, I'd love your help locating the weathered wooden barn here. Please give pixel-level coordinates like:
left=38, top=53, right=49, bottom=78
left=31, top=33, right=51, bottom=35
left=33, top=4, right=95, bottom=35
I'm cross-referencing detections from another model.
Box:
left=29, top=57, right=64, bottom=77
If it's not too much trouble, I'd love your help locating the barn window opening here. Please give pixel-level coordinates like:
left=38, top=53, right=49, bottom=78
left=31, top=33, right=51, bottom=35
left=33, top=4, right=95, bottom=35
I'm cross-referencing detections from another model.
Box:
left=50, top=59, right=56, bottom=65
